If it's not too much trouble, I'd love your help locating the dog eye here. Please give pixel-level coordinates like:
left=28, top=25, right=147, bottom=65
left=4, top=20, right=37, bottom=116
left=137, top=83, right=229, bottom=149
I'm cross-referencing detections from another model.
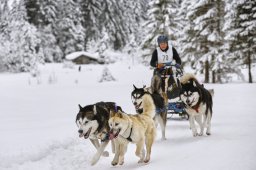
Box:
left=115, top=123, right=119, bottom=126
left=84, top=121, right=88, bottom=124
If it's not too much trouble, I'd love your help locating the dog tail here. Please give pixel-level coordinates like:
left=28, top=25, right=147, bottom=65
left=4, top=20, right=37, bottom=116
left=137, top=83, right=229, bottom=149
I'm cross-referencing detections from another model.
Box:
left=208, top=89, right=214, bottom=97
left=142, top=93, right=156, bottom=118
left=180, top=73, right=199, bottom=85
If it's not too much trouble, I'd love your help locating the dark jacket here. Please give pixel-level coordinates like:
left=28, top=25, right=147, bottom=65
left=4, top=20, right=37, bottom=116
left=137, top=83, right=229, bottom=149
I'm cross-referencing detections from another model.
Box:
left=150, top=46, right=181, bottom=67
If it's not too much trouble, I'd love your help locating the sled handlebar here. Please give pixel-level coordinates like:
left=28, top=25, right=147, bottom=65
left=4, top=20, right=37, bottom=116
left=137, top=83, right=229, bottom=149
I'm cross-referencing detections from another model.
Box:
left=157, top=62, right=183, bottom=76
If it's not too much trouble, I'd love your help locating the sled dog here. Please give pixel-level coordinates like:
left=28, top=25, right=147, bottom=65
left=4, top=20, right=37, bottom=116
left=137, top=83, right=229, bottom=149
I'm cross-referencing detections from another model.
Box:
left=108, top=93, right=156, bottom=165
left=75, top=102, right=122, bottom=165
left=180, top=73, right=213, bottom=137
left=131, top=84, right=167, bottom=140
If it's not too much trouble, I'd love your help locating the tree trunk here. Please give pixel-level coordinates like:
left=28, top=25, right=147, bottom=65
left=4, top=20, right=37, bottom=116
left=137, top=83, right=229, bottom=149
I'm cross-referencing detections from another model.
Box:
left=205, top=60, right=209, bottom=83
left=217, top=69, right=222, bottom=83
left=212, top=70, right=215, bottom=83
left=248, top=51, right=252, bottom=83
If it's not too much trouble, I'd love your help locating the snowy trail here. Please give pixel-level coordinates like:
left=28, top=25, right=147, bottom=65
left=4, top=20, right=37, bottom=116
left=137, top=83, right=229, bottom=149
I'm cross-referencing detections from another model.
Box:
left=0, top=64, right=256, bottom=170
left=1, top=138, right=93, bottom=170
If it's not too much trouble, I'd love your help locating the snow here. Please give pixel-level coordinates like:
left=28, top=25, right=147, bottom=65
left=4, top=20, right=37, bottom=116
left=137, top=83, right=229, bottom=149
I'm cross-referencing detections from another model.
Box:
left=0, top=62, right=256, bottom=170
left=65, top=51, right=100, bottom=60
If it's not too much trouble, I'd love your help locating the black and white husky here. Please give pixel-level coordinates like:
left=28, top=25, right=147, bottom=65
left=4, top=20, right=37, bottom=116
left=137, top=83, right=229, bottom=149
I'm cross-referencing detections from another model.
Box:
left=180, top=73, right=213, bottom=137
left=75, top=102, right=122, bottom=165
left=131, top=84, right=167, bottom=140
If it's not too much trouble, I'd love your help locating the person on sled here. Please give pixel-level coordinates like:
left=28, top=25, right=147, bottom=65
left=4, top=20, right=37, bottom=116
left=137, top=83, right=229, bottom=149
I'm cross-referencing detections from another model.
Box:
left=150, top=35, right=181, bottom=69
left=150, top=35, right=182, bottom=100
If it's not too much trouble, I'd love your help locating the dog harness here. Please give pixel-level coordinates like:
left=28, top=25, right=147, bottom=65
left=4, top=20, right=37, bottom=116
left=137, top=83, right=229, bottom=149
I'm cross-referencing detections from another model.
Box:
left=126, top=127, right=133, bottom=142
left=156, top=107, right=166, bottom=114
left=192, top=103, right=200, bottom=113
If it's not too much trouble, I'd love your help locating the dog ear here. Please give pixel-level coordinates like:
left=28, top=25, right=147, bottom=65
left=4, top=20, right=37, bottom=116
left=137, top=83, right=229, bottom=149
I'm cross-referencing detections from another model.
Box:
left=78, top=104, right=83, bottom=110
left=117, top=110, right=123, bottom=118
left=93, top=105, right=97, bottom=115
left=133, top=84, right=137, bottom=90
left=143, top=85, right=146, bottom=88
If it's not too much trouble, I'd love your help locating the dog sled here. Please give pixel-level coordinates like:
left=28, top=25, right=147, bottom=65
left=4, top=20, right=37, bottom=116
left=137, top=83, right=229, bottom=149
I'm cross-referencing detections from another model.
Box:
left=154, top=62, right=189, bottom=120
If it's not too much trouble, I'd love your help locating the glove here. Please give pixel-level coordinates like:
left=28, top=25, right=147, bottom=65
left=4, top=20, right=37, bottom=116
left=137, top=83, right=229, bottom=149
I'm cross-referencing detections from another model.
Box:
left=175, top=64, right=181, bottom=68
left=157, top=63, right=165, bottom=69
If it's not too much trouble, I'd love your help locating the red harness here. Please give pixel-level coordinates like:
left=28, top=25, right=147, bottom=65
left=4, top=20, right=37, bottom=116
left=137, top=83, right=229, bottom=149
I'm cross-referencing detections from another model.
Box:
left=192, top=103, right=200, bottom=113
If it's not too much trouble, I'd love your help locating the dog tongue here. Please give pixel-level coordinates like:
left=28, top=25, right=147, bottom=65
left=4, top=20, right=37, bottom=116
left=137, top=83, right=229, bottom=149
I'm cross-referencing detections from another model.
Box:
left=109, top=133, right=115, bottom=140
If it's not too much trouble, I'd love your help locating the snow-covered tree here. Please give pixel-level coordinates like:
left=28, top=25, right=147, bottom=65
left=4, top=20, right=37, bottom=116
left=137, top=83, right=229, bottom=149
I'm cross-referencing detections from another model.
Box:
left=141, top=0, right=181, bottom=60
left=80, top=0, right=146, bottom=52
left=54, top=0, right=85, bottom=57
left=224, top=0, right=256, bottom=83
left=1, top=0, right=43, bottom=72
left=181, top=0, right=225, bottom=83
left=37, top=26, right=63, bottom=62
left=35, top=0, right=63, bottom=62
left=24, top=0, right=42, bottom=26
left=99, top=67, right=116, bottom=83
left=0, top=0, right=8, bottom=71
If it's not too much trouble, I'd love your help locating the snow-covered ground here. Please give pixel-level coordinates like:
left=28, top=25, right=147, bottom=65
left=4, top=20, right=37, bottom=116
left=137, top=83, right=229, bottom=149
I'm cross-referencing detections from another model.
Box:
left=0, top=62, right=256, bottom=170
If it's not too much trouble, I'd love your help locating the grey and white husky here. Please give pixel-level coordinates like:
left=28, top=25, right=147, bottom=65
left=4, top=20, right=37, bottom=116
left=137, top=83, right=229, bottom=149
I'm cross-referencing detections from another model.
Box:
left=75, top=102, right=122, bottom=165
left=131, top=83, right=167, bottom=140
left=180, top=73, right=213, bottom=137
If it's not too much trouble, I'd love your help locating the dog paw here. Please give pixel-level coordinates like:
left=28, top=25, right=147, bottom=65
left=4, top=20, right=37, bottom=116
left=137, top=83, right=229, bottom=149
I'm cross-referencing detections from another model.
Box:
left=91, top=154, right=100, bottom=166
left=111, top=161, right=118, bottom=166
left=193, top=132, right=198, bottom=137
left=161, top=137, right=167, bottom=140
left=198, top=132, right=203, bottom=136
left=102, top=151, right=109, bottom=157
left=144, top=159, right=150, bottom=163
left=91, top=159, right=98, bottom=166
left=206, top=132, right=211, bottom=136
left=119, top=161, right=124, bottom=165
left=138, top=159, right=144, bottom=163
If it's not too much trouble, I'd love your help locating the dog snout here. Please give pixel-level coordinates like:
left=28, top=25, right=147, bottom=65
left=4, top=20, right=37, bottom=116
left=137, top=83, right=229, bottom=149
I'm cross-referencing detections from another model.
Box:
left=186, top=99, right=191, bottom=105
left=133, top=102, right=137, bottom=106
left=78, top=129, right=83, bottom=134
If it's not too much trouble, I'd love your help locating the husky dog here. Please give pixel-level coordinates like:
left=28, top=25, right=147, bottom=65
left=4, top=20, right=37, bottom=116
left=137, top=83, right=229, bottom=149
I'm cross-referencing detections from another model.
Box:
left=131, top=84, right=167, bottom=140
left=75, top=102, right=122, bottom=165
left=108, top=93, right=156, bottom=166
left=180, top=73, right=213, bottom=137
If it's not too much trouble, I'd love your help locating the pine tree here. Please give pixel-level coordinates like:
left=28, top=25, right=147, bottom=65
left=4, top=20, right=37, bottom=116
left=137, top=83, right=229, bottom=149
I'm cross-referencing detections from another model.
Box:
left=1, top=0, right=43, bottom=72
left=181, top=0, right=225, bottom=83
left=79, top=0, right=102, bottom=50
left=178, top=0, right=196, bottom=67
left=24, top=0, right=42, bottom=26
left=80, top=0, right=145, bottom=52
left=141, top=0, right=181, bottom=60
left=224, top=0, right=256, bottom=83
left=0, top=0, right=9, bottom=71
left=99, top=67, right=116, bottom=83
left=98, top=0, right=128, bottom=50
left=54, top=0, right=85, bottom=57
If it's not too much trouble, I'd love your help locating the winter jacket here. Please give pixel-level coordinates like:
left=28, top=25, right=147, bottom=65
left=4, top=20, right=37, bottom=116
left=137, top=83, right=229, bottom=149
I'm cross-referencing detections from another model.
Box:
left=150, top=45, right=181, bottom=67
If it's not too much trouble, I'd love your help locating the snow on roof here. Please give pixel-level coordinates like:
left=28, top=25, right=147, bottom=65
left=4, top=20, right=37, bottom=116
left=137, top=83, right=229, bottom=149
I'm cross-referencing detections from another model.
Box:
left=65, top=51, right=100, bottom=60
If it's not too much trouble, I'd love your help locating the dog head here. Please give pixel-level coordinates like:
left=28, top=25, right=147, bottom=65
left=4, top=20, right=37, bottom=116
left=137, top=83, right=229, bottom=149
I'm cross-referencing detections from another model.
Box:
left=131, top=85, right=147, bottom=112
left=108, top=110, right=130, bottom=140
left=180, top=78, right=200, bottom=108
left=76, top=104, right=100, bottom=139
